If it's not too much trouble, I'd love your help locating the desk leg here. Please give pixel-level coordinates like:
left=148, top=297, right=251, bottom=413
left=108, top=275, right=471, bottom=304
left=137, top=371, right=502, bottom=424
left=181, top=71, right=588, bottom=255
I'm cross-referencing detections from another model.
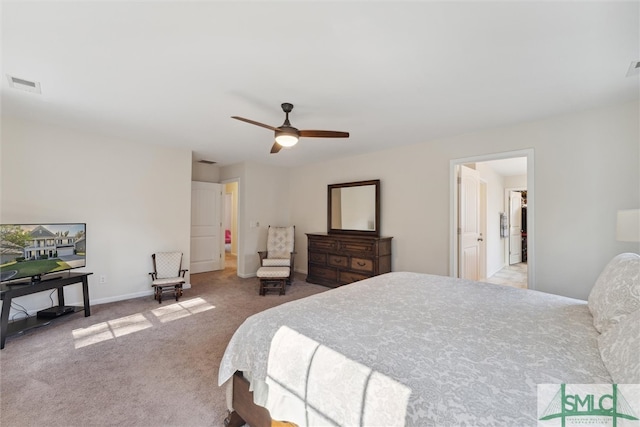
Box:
left=82, top=277, right=91, bottom=317
left=1, top=296, right=11, bottom=349
left=57, top=287, right=65, bottom=307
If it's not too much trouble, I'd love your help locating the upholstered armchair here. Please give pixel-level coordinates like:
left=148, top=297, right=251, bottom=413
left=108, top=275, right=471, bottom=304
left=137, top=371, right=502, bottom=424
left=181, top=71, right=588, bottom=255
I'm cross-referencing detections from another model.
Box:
left=258, top=225, right=295, bottom=284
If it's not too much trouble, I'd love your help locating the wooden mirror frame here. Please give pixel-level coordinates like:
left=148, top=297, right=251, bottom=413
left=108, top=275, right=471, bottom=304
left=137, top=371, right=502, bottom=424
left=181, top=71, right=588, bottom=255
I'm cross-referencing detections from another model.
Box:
left=327, top=179, right=380, bottom=236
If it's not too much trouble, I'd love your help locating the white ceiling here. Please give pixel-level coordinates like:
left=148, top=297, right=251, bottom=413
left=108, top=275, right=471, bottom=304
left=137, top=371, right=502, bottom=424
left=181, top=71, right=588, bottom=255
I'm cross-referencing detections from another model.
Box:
left=2, top=1, right=638, bottom=168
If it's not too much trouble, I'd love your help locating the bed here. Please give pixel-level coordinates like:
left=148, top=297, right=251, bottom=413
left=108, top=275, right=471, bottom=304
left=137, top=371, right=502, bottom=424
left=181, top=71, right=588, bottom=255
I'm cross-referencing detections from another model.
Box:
left=218, top=253, right=639, bottom=426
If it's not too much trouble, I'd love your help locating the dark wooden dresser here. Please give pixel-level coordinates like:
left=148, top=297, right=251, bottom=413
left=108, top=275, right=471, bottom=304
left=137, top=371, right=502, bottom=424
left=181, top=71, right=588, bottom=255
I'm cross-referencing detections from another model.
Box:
left=306, top=233, right=392, bottom=288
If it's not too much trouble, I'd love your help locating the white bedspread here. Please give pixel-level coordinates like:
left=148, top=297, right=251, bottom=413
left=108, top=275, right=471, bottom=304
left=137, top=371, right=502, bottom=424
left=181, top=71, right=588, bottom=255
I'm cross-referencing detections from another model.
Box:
left=218, top=272, right=611, bottom=426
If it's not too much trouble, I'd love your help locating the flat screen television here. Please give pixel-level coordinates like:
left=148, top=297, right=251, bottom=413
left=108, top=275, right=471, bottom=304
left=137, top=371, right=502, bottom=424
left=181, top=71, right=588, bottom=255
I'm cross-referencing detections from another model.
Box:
left=0, top=223, right=86, bottom=284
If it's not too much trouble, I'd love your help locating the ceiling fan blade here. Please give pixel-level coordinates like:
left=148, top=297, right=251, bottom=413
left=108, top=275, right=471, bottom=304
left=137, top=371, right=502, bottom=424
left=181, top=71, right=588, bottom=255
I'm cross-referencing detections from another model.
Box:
left=299, top=130, right=350, bottom=138
left=231, top=116, right=278, bottom=131
left=270, top=142, right=283, bottom=154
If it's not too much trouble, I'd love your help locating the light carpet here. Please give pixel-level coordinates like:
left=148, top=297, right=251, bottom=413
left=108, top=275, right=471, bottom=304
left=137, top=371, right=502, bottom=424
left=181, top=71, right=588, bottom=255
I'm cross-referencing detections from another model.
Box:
left=0, top=262, right=327, bottom=427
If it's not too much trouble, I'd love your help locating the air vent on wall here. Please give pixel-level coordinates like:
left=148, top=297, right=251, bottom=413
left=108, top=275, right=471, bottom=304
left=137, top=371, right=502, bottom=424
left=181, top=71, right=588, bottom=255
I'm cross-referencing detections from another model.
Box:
left=6, top=75, right=41, bottom=93
left=626, top=60, right=640, bottom=77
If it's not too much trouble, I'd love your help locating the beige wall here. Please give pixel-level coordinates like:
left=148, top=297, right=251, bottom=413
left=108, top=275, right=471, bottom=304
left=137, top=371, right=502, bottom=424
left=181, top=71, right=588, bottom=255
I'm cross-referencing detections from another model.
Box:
left=220, top=161, right=291, bottom=277
left=3, top=100, right=636, bottom=308
left=505, top=174, right=527, bottom=189
left=290, top=101, right=640, bottom=299
left=192, top=161, right=220, bottom=182
left=1, top=117, right=192, bottom=315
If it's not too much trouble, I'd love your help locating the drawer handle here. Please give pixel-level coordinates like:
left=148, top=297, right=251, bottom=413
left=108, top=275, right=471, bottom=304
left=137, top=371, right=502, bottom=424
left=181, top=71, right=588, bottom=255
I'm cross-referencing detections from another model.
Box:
left=357, top=261, right=366, bottom=266
left=333, top=258, right=342, bottom=263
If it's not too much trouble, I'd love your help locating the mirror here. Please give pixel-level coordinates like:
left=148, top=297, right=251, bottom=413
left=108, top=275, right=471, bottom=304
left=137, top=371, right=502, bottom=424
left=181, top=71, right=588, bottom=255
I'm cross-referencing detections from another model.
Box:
left=328, top=180, right=380, bottom=236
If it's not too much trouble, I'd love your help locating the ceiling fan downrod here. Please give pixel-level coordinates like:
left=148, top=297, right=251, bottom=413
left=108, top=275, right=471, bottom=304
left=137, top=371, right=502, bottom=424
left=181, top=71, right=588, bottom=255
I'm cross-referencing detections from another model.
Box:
left=281, top=103, right=294, bottom=127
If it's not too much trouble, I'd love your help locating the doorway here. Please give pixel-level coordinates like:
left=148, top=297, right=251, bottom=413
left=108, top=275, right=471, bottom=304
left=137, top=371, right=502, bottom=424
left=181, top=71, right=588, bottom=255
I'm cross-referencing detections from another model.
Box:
left=190, top=181, right=224, bottom=274
left=450, top=149, right=534, bottom=289
left=223, top=179, right=239, bottom=274
left=506, top=189, right=527, bottom=266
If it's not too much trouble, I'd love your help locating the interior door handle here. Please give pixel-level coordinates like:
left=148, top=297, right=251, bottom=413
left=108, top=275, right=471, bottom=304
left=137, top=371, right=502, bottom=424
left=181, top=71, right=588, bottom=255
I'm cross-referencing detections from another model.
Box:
left=477, top=238, right=484, bottom=242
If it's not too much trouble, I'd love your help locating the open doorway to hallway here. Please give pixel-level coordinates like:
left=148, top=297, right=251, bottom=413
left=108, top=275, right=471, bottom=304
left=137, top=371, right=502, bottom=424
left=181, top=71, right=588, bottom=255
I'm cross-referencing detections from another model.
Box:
left=450, top=149, right=534, bottom=290
left=223, top=180, right=239, bottom=275
left=484, top=186, right=528, bottom=288
left=485, top=262, right=527, bottom=289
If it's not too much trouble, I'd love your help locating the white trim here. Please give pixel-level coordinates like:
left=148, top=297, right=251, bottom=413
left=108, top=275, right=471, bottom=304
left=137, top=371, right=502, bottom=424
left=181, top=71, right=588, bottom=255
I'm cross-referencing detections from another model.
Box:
left=88, top=283, right=192, bottom=306
left=12, top=282, right=193, bottom=319
left=479, top=179, right=488, bottom=281
left=221, top=176, right=242, bottom=277
left=504, top=186, right=527, bottom=266
left=450, top=148, right=535, bottom=289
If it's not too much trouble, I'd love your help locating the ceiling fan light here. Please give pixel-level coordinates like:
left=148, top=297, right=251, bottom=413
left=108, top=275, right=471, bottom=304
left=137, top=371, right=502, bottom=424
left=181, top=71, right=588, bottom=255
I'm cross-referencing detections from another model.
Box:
left=275, top=130, right=298, bottom=147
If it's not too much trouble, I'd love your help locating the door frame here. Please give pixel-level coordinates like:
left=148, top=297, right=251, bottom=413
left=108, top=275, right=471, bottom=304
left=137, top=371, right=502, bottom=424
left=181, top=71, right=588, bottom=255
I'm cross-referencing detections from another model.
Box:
left=458, top=164, right=481, bottom=280
left=449, top=148, right=535, bottom=289
left=222, top=177, right=241, bottom=276
left=479, top=180, right=487, bottom=281
left=505, top=187, right=527, bottom=266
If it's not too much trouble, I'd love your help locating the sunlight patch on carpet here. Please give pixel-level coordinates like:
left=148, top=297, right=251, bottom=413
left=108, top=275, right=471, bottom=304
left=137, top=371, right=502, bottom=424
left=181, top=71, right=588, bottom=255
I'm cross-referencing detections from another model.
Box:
left=151, top=297, right=215, bottom=323
left=72, top=313, right=152, bottom=349
left=70, top=298, right=215, bottom=348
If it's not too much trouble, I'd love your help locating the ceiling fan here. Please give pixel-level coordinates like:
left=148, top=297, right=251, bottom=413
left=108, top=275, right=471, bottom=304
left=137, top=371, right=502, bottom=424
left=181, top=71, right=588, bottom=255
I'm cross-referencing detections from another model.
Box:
left=231, top=103, right=349, bottom=154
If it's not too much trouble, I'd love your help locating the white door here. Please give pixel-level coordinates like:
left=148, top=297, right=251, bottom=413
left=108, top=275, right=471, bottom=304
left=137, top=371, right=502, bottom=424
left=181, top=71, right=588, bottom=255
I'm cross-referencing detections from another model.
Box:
left=479, top=181, right=487, bottom=281
left=459, top=165, right=480, bottom=280
left=509, top=191, right=522, bottom=265
left=191, top=181, right=224, bottom=273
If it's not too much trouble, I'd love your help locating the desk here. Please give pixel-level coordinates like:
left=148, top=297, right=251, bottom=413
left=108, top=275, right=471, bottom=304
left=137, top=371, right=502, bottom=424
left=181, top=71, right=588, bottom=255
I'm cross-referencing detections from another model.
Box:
left=0, top=272, right=92, bottom=349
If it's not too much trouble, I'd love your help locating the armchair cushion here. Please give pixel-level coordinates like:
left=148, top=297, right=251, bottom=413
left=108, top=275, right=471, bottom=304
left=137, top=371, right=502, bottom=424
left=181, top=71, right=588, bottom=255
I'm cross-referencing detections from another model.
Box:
left=266, top=226, right=294, bottom=259
left=263, top=258, right=291, bottom=267
left=154, top=251, right=184, bottom=279
left=152, top=277, right=185, bottom=286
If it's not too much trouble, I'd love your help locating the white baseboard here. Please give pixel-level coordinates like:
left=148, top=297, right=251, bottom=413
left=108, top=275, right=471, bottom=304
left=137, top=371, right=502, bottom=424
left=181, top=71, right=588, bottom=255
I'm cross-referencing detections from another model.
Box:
left=87, top=283, right=192, bottom=306
left=239, top=269, right=307, bottom=279
left=7, top=284, right=194, bottom=319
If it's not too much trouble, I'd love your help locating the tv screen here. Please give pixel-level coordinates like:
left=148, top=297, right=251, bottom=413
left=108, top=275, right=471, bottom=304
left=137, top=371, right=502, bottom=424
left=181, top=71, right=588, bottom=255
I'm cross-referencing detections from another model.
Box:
left=0, top=223, right=86, bottom=283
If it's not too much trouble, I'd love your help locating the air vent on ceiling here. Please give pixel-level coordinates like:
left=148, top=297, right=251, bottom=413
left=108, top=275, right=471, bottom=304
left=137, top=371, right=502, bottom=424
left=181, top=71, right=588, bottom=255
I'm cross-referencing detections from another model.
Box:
left=6, top=74, right=42, bottom=94
left=626, top=60, right=640, bottom=77
left=198, top=159, right=217, bottom=164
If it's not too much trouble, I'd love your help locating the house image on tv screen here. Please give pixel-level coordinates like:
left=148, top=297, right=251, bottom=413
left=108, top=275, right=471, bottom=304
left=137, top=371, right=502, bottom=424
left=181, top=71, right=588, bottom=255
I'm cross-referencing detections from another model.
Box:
left=0, top=223, right=86, bottom=282
left=25, top=225, right=77, bottom=259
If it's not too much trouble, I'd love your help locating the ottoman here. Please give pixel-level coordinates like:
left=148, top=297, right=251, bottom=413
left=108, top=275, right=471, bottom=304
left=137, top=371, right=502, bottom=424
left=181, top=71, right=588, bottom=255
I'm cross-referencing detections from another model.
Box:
left=257, top=266, right=290, bottom=296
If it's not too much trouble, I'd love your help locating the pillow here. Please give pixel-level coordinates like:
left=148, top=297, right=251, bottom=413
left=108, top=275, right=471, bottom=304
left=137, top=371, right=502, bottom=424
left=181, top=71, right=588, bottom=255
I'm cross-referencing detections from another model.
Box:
left=598, top=309, right=640, bottom=384
left=588, top=253, right=640, bottom=334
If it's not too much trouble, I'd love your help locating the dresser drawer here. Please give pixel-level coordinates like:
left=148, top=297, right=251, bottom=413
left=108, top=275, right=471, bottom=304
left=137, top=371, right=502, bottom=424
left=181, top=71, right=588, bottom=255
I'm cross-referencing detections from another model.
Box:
left=328, top=255, right=348, bottom=267
left=309, top=252, right=327, bottom=265
left=309, top=238, right=337, bottom=251
left=350, top=257, right=374, bottom=272
left=308, top=265, right=337, bottom=281
left=340, top=240, right=375, bottom=254
left=339, top=271, right=370, bottom=284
